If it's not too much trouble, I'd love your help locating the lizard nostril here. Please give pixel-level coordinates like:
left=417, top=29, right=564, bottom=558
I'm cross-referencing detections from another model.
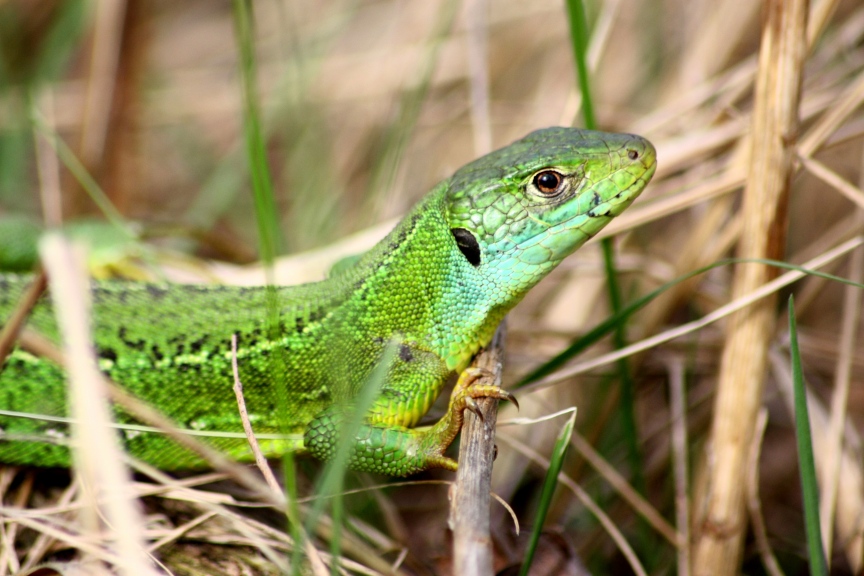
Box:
left=627, top=149, right=639, bottom=160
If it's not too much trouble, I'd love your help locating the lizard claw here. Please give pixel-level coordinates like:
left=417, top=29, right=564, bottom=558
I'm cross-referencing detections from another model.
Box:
left=501, top=390, right=519, bottom=412
left=464, top=396, right=485, bottom=421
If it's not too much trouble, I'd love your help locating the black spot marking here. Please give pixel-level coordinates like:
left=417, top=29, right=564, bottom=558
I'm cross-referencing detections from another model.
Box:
left=189, top=337, right=206, bottom=354
left=151, top=345, right=164, bottom=362
left=378, top=211, right=424, bottom=263
left=451, top=228, right=481, bottom=267
left=399, top=345, right=414, bottom=363
left=308, top=308, right=325, bottom=323
left=118, top=326, right=146, bottom=351
left=100, top=348, right=118, bottom=363
left=145, top=285, right=169, bottom=299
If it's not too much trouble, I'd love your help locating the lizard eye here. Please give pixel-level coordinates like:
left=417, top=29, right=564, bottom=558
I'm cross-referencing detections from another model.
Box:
left=532, top=170, right=564, bottom=196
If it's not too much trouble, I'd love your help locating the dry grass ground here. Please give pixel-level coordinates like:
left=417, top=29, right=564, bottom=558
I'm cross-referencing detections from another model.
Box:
left=1, top=0, right=864, bottom=574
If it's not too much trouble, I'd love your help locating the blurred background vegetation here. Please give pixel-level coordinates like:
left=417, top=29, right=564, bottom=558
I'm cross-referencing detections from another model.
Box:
left=2, top=0, right=864, bottom=575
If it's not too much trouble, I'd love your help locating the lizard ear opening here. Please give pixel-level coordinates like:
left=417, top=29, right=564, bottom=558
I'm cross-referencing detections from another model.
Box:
left=451, top=228, right=481, bottom=267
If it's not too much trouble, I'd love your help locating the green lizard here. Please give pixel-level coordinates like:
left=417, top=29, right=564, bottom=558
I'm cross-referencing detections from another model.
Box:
left=0, top=127, right=656, bottom=476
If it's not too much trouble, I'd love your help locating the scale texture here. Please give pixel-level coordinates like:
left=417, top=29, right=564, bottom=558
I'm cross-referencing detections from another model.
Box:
left=0, top=127, right=656, bottom=476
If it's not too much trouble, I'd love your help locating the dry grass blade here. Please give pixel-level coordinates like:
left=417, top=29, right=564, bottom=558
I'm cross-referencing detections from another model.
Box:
left=451, top=324, right=505, bottom=576
left=466, top=0, right=491, bottom=155
left=31, top=90, right=63, bottom=228
left=498, top=434, right=647, bottom=576
left=20, top=482, right=78, bottom=572
left=745, top=409, right=784, bottom=576
left=819, top=236, right=863, bottom=565
left=37, top=234, right=156, bottom=575
left=0, top=469, right=34, bottom=574
left=565, top=428, right=679, bottom=546
left=665, top=355, right=690, bottom=576
left=230, top=333, right=282, bottom=495
left=0, top=271, right=46, bottom=366
left=692, top=2, right=809, bottom=572
left=798, top=155, right=864, bottom=209
left=79, top=0, right=126, bottom=166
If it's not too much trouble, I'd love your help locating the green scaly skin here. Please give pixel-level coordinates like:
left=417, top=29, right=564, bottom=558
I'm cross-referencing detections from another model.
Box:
left=0, top=128, right=656, bottom=476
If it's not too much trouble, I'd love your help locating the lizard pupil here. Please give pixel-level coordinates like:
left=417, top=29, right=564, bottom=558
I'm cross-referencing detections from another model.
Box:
left=533, top=170, right=564, bottom=195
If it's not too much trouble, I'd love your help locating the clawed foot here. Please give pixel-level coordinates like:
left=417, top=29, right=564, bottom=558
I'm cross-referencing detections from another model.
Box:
left=452, top=367, right=519, bottom=422
left=414, top=367, right=519, bottom=472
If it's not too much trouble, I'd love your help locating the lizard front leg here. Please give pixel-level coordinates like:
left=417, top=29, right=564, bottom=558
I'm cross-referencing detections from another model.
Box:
left=302, top=348, right=515, bottom=476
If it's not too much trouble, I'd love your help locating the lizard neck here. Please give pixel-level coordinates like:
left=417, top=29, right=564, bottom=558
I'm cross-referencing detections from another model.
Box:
left=333, top=189, right=522, bottom=372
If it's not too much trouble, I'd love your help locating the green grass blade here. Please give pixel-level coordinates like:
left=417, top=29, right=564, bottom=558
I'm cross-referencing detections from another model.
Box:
left=518, top=409, right=577, bottom=576
left=563, top=4, right=650, bottom=560
left=361, top=0, right=458, bottom=219
left=563, top=0, right=596, bottom=129
left=788, top=296, right=828, bottom=576
left=232, top=0, right=282, bottom=266
left=232, top=4, right=298, bottom=573
left=28, top=112, right=129, bottom=231
left=306, top=344, right=397, bottom=575
left=600, top=235, right=647, bottom=492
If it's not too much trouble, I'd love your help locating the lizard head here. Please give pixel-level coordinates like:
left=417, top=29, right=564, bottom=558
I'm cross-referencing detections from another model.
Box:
left=444, top=127, right=656, bottom=297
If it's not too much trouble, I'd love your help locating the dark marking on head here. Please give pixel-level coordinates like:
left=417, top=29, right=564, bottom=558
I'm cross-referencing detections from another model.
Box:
left=593, top=191, right=601, bottom=206
left=399, top=344, right=414, bottom=363
left=451, top=228, right=481, bottom=267
left=587, top=207, right=610, bottom=218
